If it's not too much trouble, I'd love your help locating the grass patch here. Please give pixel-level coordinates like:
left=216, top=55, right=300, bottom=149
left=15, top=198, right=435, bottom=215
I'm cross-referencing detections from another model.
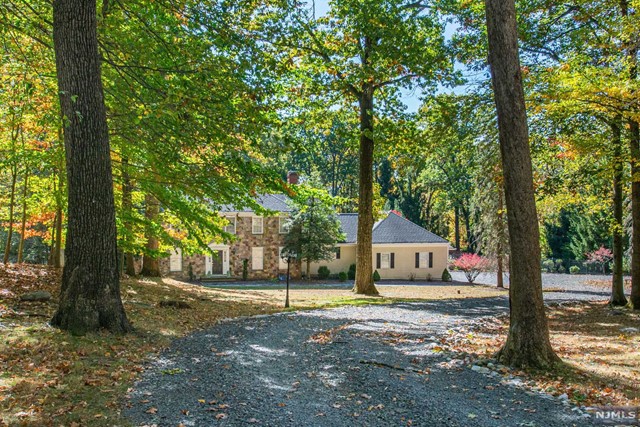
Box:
left=0, top=264, right=503, bottom=426
left=456, top=301, right=640, bottom=407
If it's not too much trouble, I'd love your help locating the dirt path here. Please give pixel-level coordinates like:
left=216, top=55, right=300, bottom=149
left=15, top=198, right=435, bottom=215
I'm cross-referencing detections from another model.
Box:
left=124, top=298, right=593, bottom=426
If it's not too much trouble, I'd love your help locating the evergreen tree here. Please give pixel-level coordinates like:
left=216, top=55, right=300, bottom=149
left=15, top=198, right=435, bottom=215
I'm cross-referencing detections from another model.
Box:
left=282, top=190, right=344, bottom=281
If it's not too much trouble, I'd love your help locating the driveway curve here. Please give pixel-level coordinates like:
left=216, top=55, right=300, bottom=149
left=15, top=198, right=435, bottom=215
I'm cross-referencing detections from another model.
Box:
left=124, top=298, right=592, bottom=426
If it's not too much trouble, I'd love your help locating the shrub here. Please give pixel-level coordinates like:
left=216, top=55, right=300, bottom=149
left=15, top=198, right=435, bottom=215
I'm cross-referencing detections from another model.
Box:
left=338, top=271, right=347, bottom=282
left=373, top=270, right=381, bottom=281
left=585, top=246, right=613, bottom=274
left=318, top=266, right=331, bottom=280
left=348, top=263, right=356, bottom=280
left=408, top=273, right=415, bottom=281
left=569, top=265, right=580, bottom=275
left=426, top=273, right=433, bottom=282
left=242, top=259, right=248, bottom=281
left=557, top=265, right=566, bottom=274
left=450, top=253, right=491, bottom=283
left=441, top=269, right=452, bottom=282
left=542, top=259, right=555, bottom=273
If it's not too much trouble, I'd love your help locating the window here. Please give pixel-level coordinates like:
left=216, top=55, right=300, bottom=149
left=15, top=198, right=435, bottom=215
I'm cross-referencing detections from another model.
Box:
left=223, top=216, right=236, bottom=234
left=169, top=248, right=182, bottom=272
left=376, top=252, right=394, bottom=269
left=252, top=247, right=264, bottom=270
left=335, top=247, right=341, bottom=260
left=279, top=247, right=288, bottom=270
left=279, top=215, right=289, bottom=234
left=415, top=252, right=434, bottom=269
left=252, top=216, right=263, bottom=234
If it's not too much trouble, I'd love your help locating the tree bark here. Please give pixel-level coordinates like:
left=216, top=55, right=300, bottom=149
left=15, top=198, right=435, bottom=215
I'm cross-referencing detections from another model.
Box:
left=485, top=0, right=558, bottom=368
left=141, top=192, right=161, bottom=277
left=121, top=157, right=137, bottom=276
left=353, top=81, right=378, bottom=295
left=17, top=170, right=29, bottom=263
left=611, top=118, right=627, bottom=305
left=622, top=0, right=640, bottom=309
left=454, top=205, right=461, bottom=251
left=53, top=205, right=63, bottom=268
left=50, top=0, right=130, bottom=335
left=496, top=185, right=505, bottom=288
left=3, top=165, right=17, bottom=264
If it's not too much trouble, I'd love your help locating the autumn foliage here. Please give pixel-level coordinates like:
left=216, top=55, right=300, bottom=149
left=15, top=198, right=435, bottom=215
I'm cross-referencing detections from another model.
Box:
left=450, top=253, right=491, bottom=283
left=585, top=246, right=613, bottom=274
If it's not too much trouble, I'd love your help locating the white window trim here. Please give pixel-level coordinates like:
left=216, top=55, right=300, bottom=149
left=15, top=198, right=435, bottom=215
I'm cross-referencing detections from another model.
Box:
left=169, top=248, right=182, bottom=272
left=380, top=252, right=391, bottom=269
left=419, top=252, right=429, bottom=269
left=252, top=247, right=264, bottom=270
left=279, top=215, right=288, bottom=234
left=224, top=216, right=236, bottom=234
left=252, top=216, right=263, bottom=234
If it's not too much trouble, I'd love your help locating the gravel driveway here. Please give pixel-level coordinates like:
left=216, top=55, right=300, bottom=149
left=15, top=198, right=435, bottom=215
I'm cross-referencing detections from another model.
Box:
left=124, top=299, right=594, bottom=426
left=451, top=272, right=617, bottom=302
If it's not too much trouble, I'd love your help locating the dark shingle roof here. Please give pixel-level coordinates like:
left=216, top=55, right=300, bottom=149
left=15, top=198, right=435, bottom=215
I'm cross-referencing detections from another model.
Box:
left=372, top=212, right=449, bottom=244
left=337, top=213, right=358, bottom=243
left=220, top=194, right=292, bottom=213
left=337, top=211, right=448, bottom=244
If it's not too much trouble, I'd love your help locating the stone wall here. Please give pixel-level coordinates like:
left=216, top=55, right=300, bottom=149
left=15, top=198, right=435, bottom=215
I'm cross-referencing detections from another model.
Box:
left=228, top=216, right=301, bottom=280
left=159, top=253, right=206, bottom=280
left=158, top=214, right=301, bottom=280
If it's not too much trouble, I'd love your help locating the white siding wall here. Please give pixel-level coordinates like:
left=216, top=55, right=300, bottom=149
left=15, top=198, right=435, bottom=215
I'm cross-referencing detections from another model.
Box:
left=310, top=244, right=449, bottom=280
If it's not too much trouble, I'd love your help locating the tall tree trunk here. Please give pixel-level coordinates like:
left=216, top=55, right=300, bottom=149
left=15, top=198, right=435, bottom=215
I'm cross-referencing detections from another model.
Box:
left=496, top=186, right=505, bottom=288
left=17, top=170, right=29, bottom=263
left=454, top=205, right=461, bottom=251
left=53, top=205, right=63, bottom=268
left=485, top=0, right=558, bottom=368
left=121, top=157, right=136, bottom=276
left=611, top=118, right=627, bottom=306
left=3, top=165, right=17, bottom=264
left=462, top=205, right=473, bottom=251
left=622, top=0, right=640, bottom=309
left=353, top=81, right=378, bottom=295
left=50, top=0, right=130, bottom=335
left=141, top=193, right=161, bottom=277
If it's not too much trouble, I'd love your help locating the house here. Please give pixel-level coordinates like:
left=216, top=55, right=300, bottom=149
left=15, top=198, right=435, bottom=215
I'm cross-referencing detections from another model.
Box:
left=309, top=211, right=449, bottom=280
left=160, top=193, right=301, bottom=280
left=161, top=174, right=449, bottom=281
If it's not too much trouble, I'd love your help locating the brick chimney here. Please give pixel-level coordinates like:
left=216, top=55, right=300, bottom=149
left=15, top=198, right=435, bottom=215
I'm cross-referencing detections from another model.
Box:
left=287, top=171, right=299, bottom=185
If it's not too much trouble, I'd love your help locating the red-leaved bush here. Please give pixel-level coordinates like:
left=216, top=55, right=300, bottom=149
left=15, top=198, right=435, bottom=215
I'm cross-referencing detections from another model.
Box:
left=585, top=246, right=613, bottom=274
left=450, top=253, right=491, bottom=283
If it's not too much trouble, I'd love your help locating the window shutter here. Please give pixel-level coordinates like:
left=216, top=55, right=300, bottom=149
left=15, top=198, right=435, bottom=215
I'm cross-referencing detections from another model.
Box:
left=429, top=252, right=433, bottom=268
left=376, top=253, right=381, bottom=269
left=336, top=247, right=341, bottom=259
left=390, top=253, right=395, bottom=269
left=415, top=252, right=419, bottom=268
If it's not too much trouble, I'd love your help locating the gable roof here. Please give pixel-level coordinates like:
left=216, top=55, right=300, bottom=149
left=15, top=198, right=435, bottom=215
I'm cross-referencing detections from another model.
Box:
left=221, top=195, right=447, bottom=245
left=220, top=194, right=292, bottom=213
left=337, top=213, right=359, bottom=243
left=337, top=211, right=448, bottom=245
left=371, top=211, right=449, bottom=244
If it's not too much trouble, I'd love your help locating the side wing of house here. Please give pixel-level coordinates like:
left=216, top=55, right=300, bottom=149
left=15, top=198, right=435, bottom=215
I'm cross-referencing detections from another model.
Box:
left=311, top=212, right=450, bottom=280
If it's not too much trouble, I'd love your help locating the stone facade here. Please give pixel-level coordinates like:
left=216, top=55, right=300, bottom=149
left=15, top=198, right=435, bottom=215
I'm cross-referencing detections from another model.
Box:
left=159, top=214, right=301, bottom=280
left=160, top=252, right=207, bottom=280
left=228, top=216, right=301, bottom=280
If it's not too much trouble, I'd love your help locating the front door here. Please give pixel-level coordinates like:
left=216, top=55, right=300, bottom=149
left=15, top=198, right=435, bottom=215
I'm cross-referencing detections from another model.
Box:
left=211, top=250, right=223, bottom=274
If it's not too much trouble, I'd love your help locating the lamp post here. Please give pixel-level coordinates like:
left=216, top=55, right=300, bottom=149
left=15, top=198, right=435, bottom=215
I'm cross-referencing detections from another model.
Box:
left=281, top=252, right=295, bottom=308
